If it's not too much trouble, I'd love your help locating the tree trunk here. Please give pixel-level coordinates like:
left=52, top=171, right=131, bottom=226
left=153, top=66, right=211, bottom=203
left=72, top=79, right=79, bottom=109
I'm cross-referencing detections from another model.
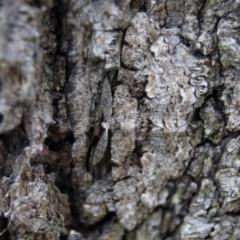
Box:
left=0, top=0, right=240, bottom=239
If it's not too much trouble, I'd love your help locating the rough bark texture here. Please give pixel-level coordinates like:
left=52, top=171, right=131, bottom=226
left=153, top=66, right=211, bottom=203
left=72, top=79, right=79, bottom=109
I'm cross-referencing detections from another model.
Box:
left=0, top=0, right=240, bottom=239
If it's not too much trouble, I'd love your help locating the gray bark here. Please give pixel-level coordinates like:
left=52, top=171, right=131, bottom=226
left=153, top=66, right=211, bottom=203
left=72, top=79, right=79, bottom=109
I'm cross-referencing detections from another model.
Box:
left=0, top=0, right=240, bottom=239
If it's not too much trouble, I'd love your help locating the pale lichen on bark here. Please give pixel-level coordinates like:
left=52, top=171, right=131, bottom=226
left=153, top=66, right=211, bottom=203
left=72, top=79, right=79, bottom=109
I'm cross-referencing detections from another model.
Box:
left=0, top=0, right=240, bottom=239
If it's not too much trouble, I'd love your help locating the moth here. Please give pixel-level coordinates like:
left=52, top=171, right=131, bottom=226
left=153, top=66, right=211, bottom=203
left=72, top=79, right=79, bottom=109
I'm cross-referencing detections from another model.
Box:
left=92, top=78, right=112, bottom=165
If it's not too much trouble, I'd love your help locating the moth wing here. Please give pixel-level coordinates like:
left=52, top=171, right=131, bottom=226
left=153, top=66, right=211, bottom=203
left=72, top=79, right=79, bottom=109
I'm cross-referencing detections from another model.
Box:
left=101, top=78, right=112, bottom=122
left=92, top=132, right=108, bottom=165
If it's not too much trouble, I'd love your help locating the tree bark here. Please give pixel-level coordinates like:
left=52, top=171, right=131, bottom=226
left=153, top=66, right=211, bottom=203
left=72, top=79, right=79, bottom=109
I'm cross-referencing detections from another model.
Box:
left=0, top=0, right=240, bottom=239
